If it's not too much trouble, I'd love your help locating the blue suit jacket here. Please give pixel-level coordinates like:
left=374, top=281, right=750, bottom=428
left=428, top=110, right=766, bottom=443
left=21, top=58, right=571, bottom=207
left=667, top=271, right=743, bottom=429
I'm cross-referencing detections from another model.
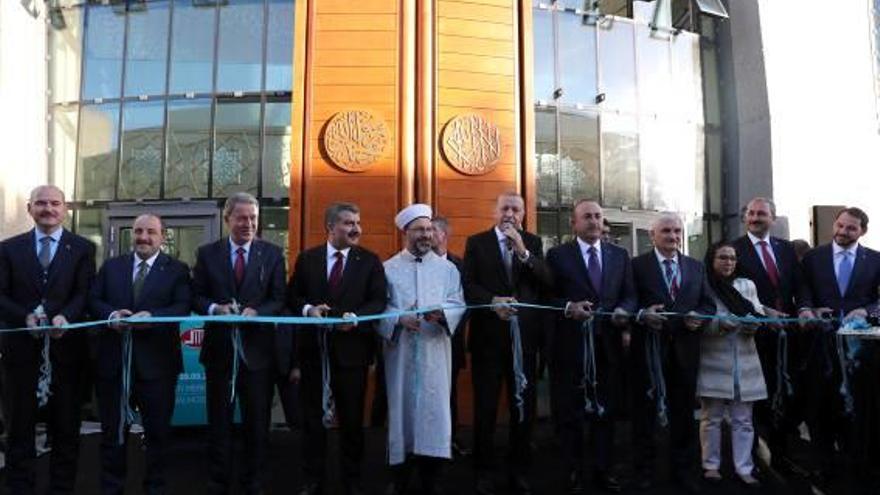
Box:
left=797, top=243, right=880, bottom=316
left=90, top=252, right=191, bottom=380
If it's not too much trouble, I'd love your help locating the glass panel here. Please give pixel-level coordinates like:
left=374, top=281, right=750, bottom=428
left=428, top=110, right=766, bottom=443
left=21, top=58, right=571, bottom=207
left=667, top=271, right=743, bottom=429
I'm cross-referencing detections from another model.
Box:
left=169, top=0, right=216, bottom=95
left=75, top=209, right=105, bottom=264
left=635, top=25, right=673, bottom=118
left=537, top=209, right=561, bottom=251
left=558, top=110, right=599, bottom=206
left=640, top=117, right=700, bottom=212
left=557, top=12, right=597, bottom=107
left=532, top=8, right=555, bottom=103
left=76, top=103, right=120, bottom=200
left=166, top=99, right=211, bottom=198
left=119, top=100, right=165, bottom=199
left=49, top=6, right=84, bottom=104
left=82, top=3, right=125, bottom=100
left=260, top=207, right=290, bottom=268
left=701, top=44, right=720, bottom=126
left=600, top=0, right=630, bottom=17
left=636, top=227, right=653, bottom=255
left=266, top=0, right=295, bottom=91
left=558, top=0, right=588, bottom=9
left=671, top=32, right=702, bottom=124
left=535, top=107, right=559, bottom=207
left=124, top=0, right=170, bottom=97
left=601, top=113, right=639, bottom=208
left=213, top=100, right=261, bottom=198
left=50, top=105, right=80, bottom=196
left=607, top=222, right=633, bottom=254
left=263, top=101, right=292, bottom=198
left=217, top=0, right=265, bottom=93
left=598, top=20, right=636, bottom=113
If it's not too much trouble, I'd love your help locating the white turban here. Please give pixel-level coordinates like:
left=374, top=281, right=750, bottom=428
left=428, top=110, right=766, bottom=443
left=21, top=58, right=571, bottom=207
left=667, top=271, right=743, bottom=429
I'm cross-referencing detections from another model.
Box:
left=394, top=203, right=432, bottom=231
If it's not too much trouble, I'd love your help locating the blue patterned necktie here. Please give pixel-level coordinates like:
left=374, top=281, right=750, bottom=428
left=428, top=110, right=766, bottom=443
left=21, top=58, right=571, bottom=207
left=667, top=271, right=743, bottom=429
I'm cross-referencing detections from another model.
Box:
left=587, top=246, right=602, bottom=296
left=837, top=251, right=853, bottom=296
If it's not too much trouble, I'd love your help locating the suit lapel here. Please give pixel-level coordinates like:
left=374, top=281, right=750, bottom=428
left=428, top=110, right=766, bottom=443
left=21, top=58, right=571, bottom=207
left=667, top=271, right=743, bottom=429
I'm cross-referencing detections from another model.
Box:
left=844, top=245, right=867, bottom=297
left=336, top=246, right=361, bottom=301
left=45, top=230, right=73, bottom=290
left=488, top=230, right=512, bottom=290
left=136, top=253, right=167, bottom=309
left=317, top=245, right=330, bottom=299
left=220, top=239, right=236, bottom=296
left=599, top=242, right=612, bottom=298
left=568, top=241, right=595, bottom=298
left=17, top=231, right=41, bottom=294
left=240, top=240, right=263, bottom=295
left=651, top=255, right=674, bottom=307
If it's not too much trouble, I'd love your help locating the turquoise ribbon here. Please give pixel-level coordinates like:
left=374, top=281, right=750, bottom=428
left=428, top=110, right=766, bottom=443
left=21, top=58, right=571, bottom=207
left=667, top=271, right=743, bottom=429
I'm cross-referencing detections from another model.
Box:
left=509, top=315, right=527, bottom=423
left=771, top=329, right=793, bottom=423
left=645, top=329, right=668, bottom=427
left=319, top=325, right=335, bottom=428
left=119, top=329, right=136, bottom=445
left=581, top=318, right=603, bottom=417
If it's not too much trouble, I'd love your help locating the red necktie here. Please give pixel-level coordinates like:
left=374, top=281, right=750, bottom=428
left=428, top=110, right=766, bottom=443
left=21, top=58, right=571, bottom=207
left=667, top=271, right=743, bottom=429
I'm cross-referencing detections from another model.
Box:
left=758, top=241, right=780, bottom=288
left=234, top=247, right=246, bottom=287
left=328, top=251, right=344, bottom=295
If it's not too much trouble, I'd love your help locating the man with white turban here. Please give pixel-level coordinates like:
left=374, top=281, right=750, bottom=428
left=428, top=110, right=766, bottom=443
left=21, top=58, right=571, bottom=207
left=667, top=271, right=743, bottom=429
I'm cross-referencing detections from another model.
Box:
left=378, top=204, right=466, bottom=495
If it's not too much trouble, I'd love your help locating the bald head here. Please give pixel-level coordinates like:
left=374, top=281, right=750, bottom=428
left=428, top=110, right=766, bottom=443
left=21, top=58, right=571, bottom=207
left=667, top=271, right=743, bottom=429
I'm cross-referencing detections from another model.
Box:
left=29, top=185, right=66, bottom=203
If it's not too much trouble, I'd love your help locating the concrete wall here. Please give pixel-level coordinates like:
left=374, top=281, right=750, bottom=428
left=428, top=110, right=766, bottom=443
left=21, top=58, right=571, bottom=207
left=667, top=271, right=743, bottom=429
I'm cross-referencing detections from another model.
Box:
left=759, top=0, right=880, bottom=246
left=0, top=2, right=49, bottom=238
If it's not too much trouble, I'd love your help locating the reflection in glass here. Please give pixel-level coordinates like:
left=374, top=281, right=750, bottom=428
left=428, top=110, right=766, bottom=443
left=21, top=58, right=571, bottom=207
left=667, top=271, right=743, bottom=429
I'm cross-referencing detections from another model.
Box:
left=217, top=0, right=265, bottom=93
left=76, top=103, right=120, bottom=200
left=49, top=6, right=84, bottom=104
left=213, top=101, right=261, bottom=198
left=532, top=8, right=555, bottom=103
left=557, top=13, right=597, bottom=106
left=263, top=102, right=292, bottom=198
left=119, top=100, right=165, bottom=199
left=640, top=117, right=702, bottom=213
left=266, top=0, right=295, bottom=91
left=169, top=0, right=216, bottom=95
left=261, top=207, right=290, bottom=268
left=535, top=107, right=559, bottom=207
left=671, top=32, right=703, bottom=124
left=538, top=209, right=561, bottom=251
left=166, top=99, right=211, bottom=198
left=124, top=1, right=170, bottom=97
left=559, top=110, right=599, bottom=206
left=601, top=113, right=639, bottom=208
left=121, top=225, right=204, bottom=267
left=50, top=105, right=79, bottom=195
left=82, top=3, right=125, bottom=100
left=635, top=26, right=673, bottom=117
left=598, top=20, right=636, bottom=112
left=702, top=44, right=721, bottom=126
left=75, top=209, right=105, bottom=264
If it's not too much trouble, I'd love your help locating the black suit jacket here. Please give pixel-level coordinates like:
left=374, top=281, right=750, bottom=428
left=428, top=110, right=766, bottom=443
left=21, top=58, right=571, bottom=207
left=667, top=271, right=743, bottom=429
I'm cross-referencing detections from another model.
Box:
left=192, top=238, right=287, bottom=371
left=732, top=235, right=801, bottom=314
left=463, top=228, right=552, bottom=360
left=632, top=251, right=716, bottom=370
left=447, top=253, right=468, bottom=368
left=546, top=240, right=638, bottom=369
left=287, top=244, right=387, bottom=368
left=797, top=243, right=880, bottom=316
left=0, top=229, right=96, bottom=364
left=89, top=252, right=191, bottom=380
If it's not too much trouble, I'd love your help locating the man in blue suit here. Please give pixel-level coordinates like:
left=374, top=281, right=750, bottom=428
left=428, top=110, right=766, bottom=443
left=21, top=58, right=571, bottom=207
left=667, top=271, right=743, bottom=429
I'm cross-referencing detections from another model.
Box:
left=192, top=192, right=287, bottom=495
left=630, top=213, right=715, bottom=493
left=89, top=213, right=192, bottom=495
left=0, top=185, right=95, bottom=495
left=797, top=207, right=880, bottom=490
left=546, top=200, right=637, bottom=494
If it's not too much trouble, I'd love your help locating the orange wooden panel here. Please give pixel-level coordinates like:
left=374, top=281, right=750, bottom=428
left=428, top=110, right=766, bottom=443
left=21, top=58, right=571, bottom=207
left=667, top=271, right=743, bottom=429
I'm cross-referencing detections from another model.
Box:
left=435, top=196, right=499, bottom=217
left=314, top=30, right=398, bottom=50
left=318, top=0, right=396, bottom=14
left=437, top=1, right=514, bottom=24
left=437, top=17, right=513, bottom=40
left=436, top=106, right=516, bottom=129
left=312, top=84, right=397, bottom=103
left=438, top=36, right=515, bottom=58
left=437, top=53, right=514, bottom=75
left=437, top=87, right=515, bottom=110
left=313, top=67, right=398, bottom=86
left=311, top=103, right=397, bottom=120
left=314, top=14, right=397, bottom=31
left=314, top=49, right=398, bottom=67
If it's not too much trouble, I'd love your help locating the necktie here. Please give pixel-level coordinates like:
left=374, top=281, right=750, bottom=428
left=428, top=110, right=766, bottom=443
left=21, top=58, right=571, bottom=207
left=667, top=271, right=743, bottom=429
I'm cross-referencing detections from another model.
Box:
left=38, top=236, right=53, bottom=271
left=502, top=242, right=514, bottom=283
left=132, top=260, right=148, bottom=302
left=234, top=247, right=246, bottom=288
left=587, top=246, right=602, bottom=296
left=837, top=251, right=853, bottom=297
left=758, top=241, right=780, bottom=288
left=328, top=251, right=344, bottom=295
left=663, top=259, right=679, bottom=300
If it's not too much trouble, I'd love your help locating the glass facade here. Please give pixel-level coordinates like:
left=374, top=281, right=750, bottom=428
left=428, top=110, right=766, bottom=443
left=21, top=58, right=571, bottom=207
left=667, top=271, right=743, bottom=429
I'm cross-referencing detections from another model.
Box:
left=47, top=0, right=295, bottom=261
left=533, top=1, right=713, bottom=253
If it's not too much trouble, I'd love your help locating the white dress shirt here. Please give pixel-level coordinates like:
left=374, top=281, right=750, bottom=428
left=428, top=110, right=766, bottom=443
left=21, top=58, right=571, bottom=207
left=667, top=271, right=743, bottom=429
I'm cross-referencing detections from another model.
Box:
left=832, top=241, right=859, bottom=279
left=34, top=227, right=63, bottom=265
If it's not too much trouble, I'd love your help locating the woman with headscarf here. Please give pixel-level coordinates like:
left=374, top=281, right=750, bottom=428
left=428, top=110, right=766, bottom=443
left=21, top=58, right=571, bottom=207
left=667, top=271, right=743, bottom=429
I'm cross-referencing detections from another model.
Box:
left=698, top=242, right=767, bottom=488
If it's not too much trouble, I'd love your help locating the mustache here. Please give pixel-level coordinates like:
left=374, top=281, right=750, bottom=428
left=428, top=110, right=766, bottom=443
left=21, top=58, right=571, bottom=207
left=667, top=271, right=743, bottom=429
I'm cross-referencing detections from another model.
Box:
left=347, top=231, right=360, bottom=238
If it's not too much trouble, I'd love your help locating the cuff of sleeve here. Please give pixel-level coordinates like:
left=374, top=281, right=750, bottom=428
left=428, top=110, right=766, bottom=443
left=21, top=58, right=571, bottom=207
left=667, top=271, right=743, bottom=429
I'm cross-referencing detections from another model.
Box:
left=208, top=303, right=217, bottom=316
left=303, top=304, right=313, bottom=317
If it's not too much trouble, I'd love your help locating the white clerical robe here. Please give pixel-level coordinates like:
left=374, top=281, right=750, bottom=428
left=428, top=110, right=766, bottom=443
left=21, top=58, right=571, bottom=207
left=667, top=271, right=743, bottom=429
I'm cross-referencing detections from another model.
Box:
left=377, top=249, right=465, bottom=465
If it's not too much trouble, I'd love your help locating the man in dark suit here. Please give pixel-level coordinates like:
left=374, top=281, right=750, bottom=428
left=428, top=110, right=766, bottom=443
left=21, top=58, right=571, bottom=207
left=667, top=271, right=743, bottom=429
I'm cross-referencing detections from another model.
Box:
left=546, top=200, right=637, bottom=494
left=89, top=213, right=191, bottom=495
left=463, top=192, right=553, bottom=495
left=287, top=202, right=387, bottom=495
left=731, top=197, right=805, bottom=474
left=630, top=213, right=715, bottom=493
left=0, top=185, right=96, bottom=494
left=797, top=207, right=880, bottom=490
left=431, top=215, right=469, bottom=457
left=192, top=192, right=287, bottom=495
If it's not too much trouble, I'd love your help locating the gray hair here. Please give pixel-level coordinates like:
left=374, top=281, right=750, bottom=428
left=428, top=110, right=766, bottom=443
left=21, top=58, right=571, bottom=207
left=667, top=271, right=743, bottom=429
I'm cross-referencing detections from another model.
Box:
left=650, top=212, right=683, bottom=232
left=223, top=192, right=259, bottom=219
left=745, top=197, right=777, bottom=219
left=431, top=215, right=450, bottom=234
left=29, top=185, right=66, bottom=203
left=324, top=202, right=360, bottom=231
